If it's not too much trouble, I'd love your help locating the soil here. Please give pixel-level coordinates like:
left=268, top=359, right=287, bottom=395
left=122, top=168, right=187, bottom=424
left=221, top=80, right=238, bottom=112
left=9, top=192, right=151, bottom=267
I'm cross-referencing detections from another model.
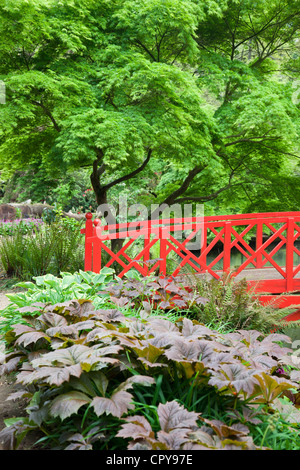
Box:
left=0, top=288, right=44, bottom=450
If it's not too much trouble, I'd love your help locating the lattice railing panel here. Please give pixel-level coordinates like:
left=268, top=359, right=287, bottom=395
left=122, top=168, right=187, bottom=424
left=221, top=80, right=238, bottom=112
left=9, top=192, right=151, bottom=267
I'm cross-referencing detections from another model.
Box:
left=81, top=212, right=300, bottom=293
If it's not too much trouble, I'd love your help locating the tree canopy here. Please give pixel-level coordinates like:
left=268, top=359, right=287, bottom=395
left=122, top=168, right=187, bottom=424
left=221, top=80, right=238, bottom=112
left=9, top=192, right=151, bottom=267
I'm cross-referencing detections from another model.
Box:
left=0, top=0, right=300, bottom=217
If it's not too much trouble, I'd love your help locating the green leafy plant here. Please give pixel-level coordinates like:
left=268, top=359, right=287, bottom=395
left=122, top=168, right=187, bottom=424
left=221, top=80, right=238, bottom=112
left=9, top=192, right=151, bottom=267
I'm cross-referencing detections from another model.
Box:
left=0, top=301, right=299, bottom=450
left=0, top=269, right=115, bottom=337
left=0, top=221, right=85, bottom=280
left=184, top=273, right=299, bottom=334
left=0, top=218, right=44, bottom=236
left=117, top=400, right=263, bottom=450
left=101, top=274, right=209, bottom=311
left=100, top=273, right=297, bottom=335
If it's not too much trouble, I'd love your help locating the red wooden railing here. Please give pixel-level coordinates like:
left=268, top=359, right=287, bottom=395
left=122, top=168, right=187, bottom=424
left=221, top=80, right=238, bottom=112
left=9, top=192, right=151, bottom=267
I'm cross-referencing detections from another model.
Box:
left=81, top=211, right=300, bottom=302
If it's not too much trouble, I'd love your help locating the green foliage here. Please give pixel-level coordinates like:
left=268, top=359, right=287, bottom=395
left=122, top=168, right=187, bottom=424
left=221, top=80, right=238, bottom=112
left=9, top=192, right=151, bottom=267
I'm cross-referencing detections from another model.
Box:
left=0, top=166, right=97, bottom=213
left=0, top=220, right=84, bottom=280
left=1, top=0, right=299, bottom=214
left=0, top=301, right=299, bottom=450
left=0, top=218, right=44, bottom=236
left=0, top=269, right=115, bottom=337
left=187, top=274, right=298, bottom=334
left=101, top=272, right=296, bottom=335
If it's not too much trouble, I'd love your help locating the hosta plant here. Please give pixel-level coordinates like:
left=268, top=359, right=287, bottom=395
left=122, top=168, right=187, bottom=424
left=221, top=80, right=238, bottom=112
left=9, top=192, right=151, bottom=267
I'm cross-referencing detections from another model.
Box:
left=0, top=269, right=116, bottom=337
left=0, top=298, right=300, bottom=450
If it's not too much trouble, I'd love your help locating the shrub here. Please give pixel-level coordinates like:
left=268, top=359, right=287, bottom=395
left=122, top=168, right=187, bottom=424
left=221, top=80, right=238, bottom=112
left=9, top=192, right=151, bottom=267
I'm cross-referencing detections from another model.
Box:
left=102, top=272, right=297, bottom=335
left=0, top=269, right=115, bottom=337
left=188, top=273, right=300, bottom=334
left=0, top=220, right=85, bottom=280
left=0, top=218, right=44, bottom=236
left=0, top=300, right=299, bottom=450
left=101, top=272, right=209, bottom=311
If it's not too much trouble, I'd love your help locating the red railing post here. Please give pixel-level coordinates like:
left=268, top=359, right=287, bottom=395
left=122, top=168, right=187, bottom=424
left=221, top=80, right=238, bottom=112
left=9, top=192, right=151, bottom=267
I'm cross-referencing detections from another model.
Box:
left=159, top=226, right=167, bottom=276
left=84, top=212, right=93, bottom=271
left=286, top=217, right=294, bottom=292
left=201, top=222, right=207, bottom=271
left=256, top=220, right=263, bottom=268
left=93, top=218, right=102, bottom=273
left=223, top=222, right=231, bottom=273
left=143, top=220, right=150, bottom=274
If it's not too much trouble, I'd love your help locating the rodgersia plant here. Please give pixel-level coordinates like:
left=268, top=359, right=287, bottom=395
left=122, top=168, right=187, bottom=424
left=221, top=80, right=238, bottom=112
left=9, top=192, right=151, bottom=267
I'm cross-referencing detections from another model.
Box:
left=0, top=297, right=299, bottom=450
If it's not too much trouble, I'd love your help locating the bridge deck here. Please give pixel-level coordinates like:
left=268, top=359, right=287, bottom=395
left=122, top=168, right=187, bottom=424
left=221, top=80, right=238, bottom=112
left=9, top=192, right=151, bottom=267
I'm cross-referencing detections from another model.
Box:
left=178, top=267, right=300, bottom=297
left=198, top=267, right=300, bottom=282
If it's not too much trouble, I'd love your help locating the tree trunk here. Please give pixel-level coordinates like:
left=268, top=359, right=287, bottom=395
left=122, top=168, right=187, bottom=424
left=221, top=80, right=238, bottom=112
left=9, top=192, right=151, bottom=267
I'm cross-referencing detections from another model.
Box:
left=90, top=158, right=125, bottom=264
left=90, top=148, right=153, bottom=261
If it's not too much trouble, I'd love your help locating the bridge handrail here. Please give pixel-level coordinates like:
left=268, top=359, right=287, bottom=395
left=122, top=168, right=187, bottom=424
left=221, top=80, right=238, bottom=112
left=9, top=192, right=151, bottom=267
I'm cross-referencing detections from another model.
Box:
left=81, top=211, right=300, bottom=294
left=81, top=211, right=300, bottom=240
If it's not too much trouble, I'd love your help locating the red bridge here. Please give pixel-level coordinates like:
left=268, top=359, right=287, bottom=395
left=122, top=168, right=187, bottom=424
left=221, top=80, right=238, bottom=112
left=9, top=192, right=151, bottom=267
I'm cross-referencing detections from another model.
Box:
left=81, top=211, right=300, bottom=319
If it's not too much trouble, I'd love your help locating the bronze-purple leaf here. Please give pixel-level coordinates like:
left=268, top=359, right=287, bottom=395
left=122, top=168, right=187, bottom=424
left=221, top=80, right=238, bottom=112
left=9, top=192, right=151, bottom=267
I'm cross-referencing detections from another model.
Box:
left=147, top=318, right=178, bottom=333
left=50, top=391, right=91, bottom=420
left=0, top=418, right=37, bottom=450
left=165, top=338, right=213, bottom=363
left=181, top=318, right=213, bottom=340
left=158, top=401, right=200, bottom=432
left=15, top=331, right=50, bottom=348
left=114, top=375, right=155, bottom=393
left=12, top=324, right=36, bottom=336
left=19, top=364, right=82, bottom=386
left=157, top=429, right=189, bottom=450
left=6, top=390, right=32, bottom=401
left=91, top=391, right=135, bottom=418
left=208, top=363, right=257, bottom=395
left=17, top=304, right=45, bottom=313
left=39, top=312, right=68, bottom=328
left=159, top=301, right=171, bottom=309
left=117, top=415, right=154, bottom=440
left=201, top=418, right=250, bottom=439
left=46, top=325, right=78, bottom=337
left=0, top=355, right=23, bottom=375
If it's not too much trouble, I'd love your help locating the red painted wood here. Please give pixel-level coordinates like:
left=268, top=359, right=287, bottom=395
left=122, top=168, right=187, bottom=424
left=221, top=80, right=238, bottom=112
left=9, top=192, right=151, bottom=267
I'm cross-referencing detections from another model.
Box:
left=223, top=222, right=231, bottom=273
left=83, top=211, right=300, bottom=310
left=283, top=310, right=300, bottom=322
left=286, top=218, right=295, bottom=292
left=257, top=295, right=300, bottom=308
left=256, top=221, right=263, bottom=269
left=83, top=212, right=93, bottom=271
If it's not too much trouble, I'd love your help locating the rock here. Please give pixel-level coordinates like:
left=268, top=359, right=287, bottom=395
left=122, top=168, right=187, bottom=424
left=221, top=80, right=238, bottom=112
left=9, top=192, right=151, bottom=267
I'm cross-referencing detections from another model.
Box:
left=0, top=203, right=86, bottom=221
left=0, top=204, right=16, bottom=221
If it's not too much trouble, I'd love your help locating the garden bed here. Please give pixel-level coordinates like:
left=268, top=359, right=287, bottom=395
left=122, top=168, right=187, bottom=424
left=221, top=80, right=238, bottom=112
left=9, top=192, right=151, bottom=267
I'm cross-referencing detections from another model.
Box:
left=0, top=271, right=300, bottom=450
left=0, top=288, right=43, bottom=450
left=0, top=376, right=44, bottom=450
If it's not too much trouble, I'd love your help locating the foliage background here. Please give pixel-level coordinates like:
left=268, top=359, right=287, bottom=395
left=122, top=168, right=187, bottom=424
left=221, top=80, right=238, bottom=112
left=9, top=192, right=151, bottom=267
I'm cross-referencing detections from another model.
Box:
left=0, top=0, right=299, bottom=217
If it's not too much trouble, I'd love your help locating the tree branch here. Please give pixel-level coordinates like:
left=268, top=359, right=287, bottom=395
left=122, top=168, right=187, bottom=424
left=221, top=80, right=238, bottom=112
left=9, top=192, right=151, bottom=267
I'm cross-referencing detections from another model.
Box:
left=150, top=166, right=206, bottom=219
left=224, top=135, right=281, bottom=147
left=31, top=100, right=61, bottom=132
left=101, top=148, right=152, bottom=192
left=97, top=163, right=106, bottom=177
left=134, top=40, right=157, bottom=61
left=173, top=182, right=242, bottom=203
